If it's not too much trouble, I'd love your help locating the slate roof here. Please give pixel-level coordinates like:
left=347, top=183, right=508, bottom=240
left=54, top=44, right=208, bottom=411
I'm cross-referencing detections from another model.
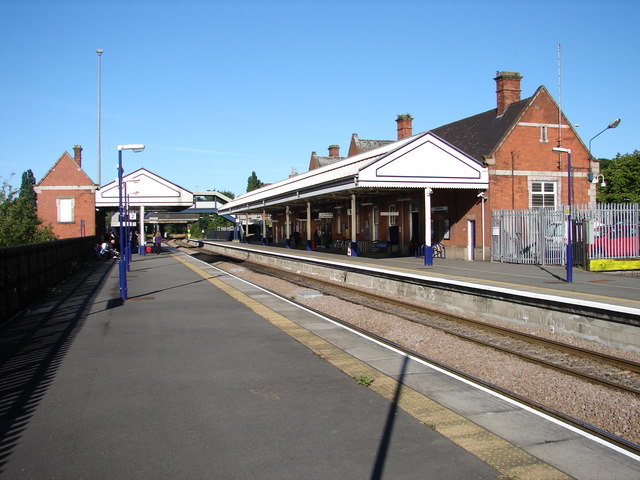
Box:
left=349, top=134, right=395, bottom=156
left=309, top=153, right=344, bottom=170
left=431, top=91, right=535, bottom=162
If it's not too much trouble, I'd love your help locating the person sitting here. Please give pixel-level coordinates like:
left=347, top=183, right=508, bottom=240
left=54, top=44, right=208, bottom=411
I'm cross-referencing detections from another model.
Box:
left=98, top=240, right=118, bottom=259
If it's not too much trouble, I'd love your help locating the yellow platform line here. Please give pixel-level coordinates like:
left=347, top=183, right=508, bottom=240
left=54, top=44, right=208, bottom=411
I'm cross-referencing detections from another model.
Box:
left=173, top=253, right=572, bottom=480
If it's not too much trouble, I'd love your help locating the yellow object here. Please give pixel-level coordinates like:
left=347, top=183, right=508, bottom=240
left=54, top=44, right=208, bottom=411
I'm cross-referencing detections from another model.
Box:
left=588, top=258, right=640, bottom=272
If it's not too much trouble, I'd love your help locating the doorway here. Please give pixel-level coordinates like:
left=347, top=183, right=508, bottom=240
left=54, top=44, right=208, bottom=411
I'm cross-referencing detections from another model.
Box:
left=467, top=219, right=476, bottom=261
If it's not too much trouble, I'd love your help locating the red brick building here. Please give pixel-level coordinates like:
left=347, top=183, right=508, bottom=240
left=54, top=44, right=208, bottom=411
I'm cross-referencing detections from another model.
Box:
left=220, top=71, right=595, bottom=261
left=35, top=146, right=98, bottom=239
left=432, top=71, right=595, bottom=211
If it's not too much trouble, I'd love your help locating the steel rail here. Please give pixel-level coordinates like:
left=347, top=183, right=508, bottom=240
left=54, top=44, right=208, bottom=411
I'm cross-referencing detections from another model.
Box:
left=175, top=241, right=640, bottom=454
left=225, top=253, right=640, bottom=392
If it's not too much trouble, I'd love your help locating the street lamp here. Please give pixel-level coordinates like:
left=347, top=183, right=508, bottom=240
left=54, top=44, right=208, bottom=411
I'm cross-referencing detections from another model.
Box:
left=591, top=174, right=606, bottom=187
left=552, top=147, right=573, bottom=283
left=588, top=118, right=621, bottom=160
left=118, top=144, right=145, bottom=301
left=96, top=49, right=103, bottom=186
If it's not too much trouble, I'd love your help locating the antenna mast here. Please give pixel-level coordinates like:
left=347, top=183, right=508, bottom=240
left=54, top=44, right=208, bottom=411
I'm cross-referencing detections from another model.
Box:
left=557, top=43, right=562, bottom=148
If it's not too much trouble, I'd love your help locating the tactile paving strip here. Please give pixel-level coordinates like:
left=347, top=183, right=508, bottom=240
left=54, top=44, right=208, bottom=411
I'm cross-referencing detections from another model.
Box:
left=174, top=254, right=573, bottom=480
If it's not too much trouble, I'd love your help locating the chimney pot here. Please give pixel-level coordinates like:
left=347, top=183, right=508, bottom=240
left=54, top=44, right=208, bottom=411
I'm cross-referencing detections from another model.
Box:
left=328, top=145, right=340, bottom=158
left=396, top=114, right=413, bottom=140
left=73, top=145, right=83, bottom=167
left=494, top=71, right=522, bottom=116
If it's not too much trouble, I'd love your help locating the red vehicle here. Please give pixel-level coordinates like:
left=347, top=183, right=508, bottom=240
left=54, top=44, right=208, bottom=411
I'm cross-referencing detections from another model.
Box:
left=589, top=224, right=640, bottom=258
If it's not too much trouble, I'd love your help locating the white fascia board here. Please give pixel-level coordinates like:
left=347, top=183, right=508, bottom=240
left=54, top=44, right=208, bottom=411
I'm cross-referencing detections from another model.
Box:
left=219, top=180, right=357, bottom=214
left=358, top=132, right=488, bottom=185
left=222, top=138, right=417, bottom=212
left=96, top=168, right=193, bottom=207
left=357, top=181, right=489, bottom=189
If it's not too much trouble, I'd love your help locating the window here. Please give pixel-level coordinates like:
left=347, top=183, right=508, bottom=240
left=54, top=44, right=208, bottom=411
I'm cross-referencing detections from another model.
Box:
left=56, top=198, right=74, bottom=223
left=443, top=218, right=451, bottom=240
left=388, top=204, right=397, bottom=226
left=530, top=182, right=556, bottom=208
left=540, top=126, right=548, bottom=143
left=372, top=206, right=379, bottom=240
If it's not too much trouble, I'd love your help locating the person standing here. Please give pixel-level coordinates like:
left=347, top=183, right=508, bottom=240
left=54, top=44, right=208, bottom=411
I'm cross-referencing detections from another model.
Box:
left=154, top=232, right=162, bottom=254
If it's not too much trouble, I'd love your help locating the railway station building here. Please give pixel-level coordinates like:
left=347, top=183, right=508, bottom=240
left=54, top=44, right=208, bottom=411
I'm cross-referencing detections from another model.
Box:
left=218, top=71, right=596, bottom=260
left=35, top=146, right=98, bottom=239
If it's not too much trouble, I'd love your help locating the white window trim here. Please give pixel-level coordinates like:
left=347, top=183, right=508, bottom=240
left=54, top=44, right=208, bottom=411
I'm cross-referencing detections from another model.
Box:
left=56, top=197, right=75, bottom=223
left=529, top=180, right=558, bottom=209
left=388, top=204, right=397, bottom=226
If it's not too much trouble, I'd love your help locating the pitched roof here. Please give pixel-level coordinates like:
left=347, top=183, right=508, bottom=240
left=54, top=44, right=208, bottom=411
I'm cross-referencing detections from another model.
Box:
left=219, top=132, right=488, bottom=214
left=36, top=150, right=96, bottom=187
left=430, top=92, right=532, bottom=162
left=348, top=134, right=394, bottom=156
left=309, top=152, right=345, bottom=170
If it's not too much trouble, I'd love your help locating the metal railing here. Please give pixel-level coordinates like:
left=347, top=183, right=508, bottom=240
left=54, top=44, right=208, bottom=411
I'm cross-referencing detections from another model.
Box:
left=491, top=204, right=639, bottom=265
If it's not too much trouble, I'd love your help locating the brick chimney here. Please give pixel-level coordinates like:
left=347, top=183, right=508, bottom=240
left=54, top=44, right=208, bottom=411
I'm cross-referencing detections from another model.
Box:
left=494, top=71, right=522, bottom=116
left=396, top=114, right=413, bottom=140
left=73, top=145, right=82, bottom=167
left=328, top=144, right=340, bottom=158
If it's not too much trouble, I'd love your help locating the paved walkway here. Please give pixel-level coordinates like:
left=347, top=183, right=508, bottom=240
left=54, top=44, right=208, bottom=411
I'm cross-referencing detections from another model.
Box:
left=0, top=250, right=501, bottom=479
left=1, top=246, right=639, bottom=479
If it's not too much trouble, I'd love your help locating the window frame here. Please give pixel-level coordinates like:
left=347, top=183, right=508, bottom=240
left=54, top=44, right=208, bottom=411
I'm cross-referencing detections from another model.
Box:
left=530, top=181, right=557, bottom=208
left=56, top=197, right=75, bottom=223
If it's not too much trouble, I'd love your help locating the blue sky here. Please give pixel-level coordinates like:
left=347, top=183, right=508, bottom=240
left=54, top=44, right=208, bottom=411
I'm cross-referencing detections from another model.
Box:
left=1, top=0, right=638, bottom=197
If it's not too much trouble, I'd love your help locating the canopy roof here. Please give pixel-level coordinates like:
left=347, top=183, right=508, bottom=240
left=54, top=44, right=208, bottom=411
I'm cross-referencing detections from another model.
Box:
left=96, top=168, right=193, bottom=210
left=219, top=131, right=488, bottom=214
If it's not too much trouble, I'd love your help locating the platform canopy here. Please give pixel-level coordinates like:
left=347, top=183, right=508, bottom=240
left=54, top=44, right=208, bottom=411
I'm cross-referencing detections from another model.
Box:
left=96, top=168, right=193, bottom=210
left=218, top=131, right=489, bottom=215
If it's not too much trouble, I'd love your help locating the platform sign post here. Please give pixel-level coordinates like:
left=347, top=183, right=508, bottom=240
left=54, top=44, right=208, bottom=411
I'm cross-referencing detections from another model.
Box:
left=424, top=188, right=433, bottom=266
left=553, top=147, right=572, bottom=283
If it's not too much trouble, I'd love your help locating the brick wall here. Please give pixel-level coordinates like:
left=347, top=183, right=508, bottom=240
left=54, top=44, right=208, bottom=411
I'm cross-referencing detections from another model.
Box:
left=35, top=150, right=97, bottom=239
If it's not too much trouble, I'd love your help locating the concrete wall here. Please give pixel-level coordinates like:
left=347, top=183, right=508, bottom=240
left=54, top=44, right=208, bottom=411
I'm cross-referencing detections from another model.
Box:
left=192, top=240, right=640, bottom=353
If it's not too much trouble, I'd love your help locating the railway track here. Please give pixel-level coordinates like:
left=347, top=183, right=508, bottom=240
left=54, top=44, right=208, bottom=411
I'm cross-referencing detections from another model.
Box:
left=174, top=240, right=640, bottom=453
left=218, top=252, right=640, bottom=396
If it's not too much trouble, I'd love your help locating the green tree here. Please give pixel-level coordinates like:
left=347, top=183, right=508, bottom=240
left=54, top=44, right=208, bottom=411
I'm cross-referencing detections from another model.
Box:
left=20, top=169, right=37, bottom=207
left=0, top=174, right=56, bottom=246
left=598, top=150, right=640, bottom=203
left=193, top=214, right=213, bottom=238
left=246, top=171, right=264, bottom=192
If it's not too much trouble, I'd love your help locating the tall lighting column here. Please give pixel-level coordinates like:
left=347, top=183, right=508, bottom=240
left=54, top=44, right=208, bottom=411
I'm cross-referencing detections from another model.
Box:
left=553, top=147, right=572, bottom=282
left=96, top=49, right=103, bottom=186
left=118, top=144, right=145, bottom=301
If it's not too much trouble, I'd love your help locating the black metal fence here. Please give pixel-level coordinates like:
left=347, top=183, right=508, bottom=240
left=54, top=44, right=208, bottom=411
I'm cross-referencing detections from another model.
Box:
left=0, top=236, right=97, bottom=321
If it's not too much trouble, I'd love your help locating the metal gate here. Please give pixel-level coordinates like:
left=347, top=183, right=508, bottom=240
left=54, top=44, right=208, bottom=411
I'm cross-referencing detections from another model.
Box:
left=491, top=208, right=566, bottom=264
left=492, top=204, right=639, bottom=265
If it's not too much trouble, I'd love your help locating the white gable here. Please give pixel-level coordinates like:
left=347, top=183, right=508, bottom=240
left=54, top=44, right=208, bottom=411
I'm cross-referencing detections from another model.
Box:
left=95, top=168, right=193, bottom=208
left=357, top=133, right=488, bottom=189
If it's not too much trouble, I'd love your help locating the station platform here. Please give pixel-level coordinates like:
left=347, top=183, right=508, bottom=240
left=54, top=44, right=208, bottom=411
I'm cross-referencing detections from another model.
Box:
left=212, top=240, right=640, bottom=310
left=1, top=246, right=639, bottom=479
